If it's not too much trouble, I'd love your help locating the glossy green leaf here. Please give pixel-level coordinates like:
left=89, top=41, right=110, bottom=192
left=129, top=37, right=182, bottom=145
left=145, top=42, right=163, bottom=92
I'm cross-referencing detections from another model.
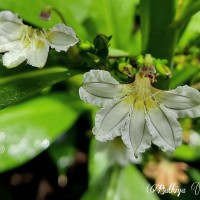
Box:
left=0, top=93, right=85, bottom=173
left=82, top=165, right=160, bottom=200
left=0, top=67, right=69, bottom=109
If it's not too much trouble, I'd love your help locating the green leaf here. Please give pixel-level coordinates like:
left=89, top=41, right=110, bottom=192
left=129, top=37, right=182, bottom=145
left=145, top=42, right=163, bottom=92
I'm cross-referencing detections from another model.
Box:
left=90, top=0, right=139, bottom=51
left=82, top=165, right=160, bottom=200
left=109, top=48, right=130, bottom=57
left=116, top=165, right=160, bottom=200
left=140, top=0, right=177, bottom=66
left=178, top=12, right=200, bottom=49
left=88, top=139, right=110, bottom=185
left=169, top=66, right=199, bottom=88
left=172, top=145, right=200, bottom=161
left=0, top=67, right=69, bottom=109
left=0, top=93, right=85, bottom=173
left=188, top=167, right=200, bottom=182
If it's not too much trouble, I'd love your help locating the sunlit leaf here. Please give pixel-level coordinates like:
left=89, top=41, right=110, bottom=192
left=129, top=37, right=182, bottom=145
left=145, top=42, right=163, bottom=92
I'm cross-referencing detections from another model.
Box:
left=0, top=93, right=85, bottom=173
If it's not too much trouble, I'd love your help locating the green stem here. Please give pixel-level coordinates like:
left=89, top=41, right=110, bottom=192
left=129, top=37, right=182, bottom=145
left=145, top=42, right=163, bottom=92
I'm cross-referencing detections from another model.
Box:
left=51, top=7, right=67, bottom=24
left=140, top=0, right=177, bottom=67
left=41, top=5, right=67, bottom=24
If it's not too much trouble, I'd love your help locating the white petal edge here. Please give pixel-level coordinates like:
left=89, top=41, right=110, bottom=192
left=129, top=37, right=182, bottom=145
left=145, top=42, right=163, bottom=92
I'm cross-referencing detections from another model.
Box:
left=79, top=86, right=117, bottom=107
left=0, top=40, right=22, bottom=53
left=121, top=108, right=151, bottom=158
left=107, top=139, right=130, bottom=166
left=79, top=70, right=123, bottom=107
left=48, top=23, right=79, bottom=52
left=93, top=99, right=131, bottom=141
left=155, top=85, right=200, bottom=118
left=0, top=11, right=23, bottom=24
left=146, top=105, right=182, bottom=152
left=2, top=48, right=27, bottom=68
left=83, top=70, right=119, bottom=84
left=0, top=11, right=24, bottom=46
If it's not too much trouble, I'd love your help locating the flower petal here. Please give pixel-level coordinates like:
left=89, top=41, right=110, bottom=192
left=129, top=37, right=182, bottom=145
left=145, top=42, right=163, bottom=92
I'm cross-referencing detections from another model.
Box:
left=93, top=99, right=130, bottom=141
left=79, top=70, right=123, bottom=106
left=146, top=105, right=182, bottom=152
left=155, top=85, right=200, bottom=118
left=0, top=11, right=24, bottom=51
left=0, top=11, right=23, bottom=24
left=26, top=40, right=49, bottom=68
left=122, top=108, right=151, bottom=158
left=0, top=40, right=22, bottom=53
left=47, top=23, right=79, bottom=52
left=2, top=48, right=27, bottom=68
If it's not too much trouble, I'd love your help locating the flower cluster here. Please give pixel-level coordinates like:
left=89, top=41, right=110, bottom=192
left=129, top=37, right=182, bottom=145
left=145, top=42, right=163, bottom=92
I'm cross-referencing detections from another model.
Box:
left=79, top=69, right=200, bottom=158
left=0, top=11, right=78, bottom=68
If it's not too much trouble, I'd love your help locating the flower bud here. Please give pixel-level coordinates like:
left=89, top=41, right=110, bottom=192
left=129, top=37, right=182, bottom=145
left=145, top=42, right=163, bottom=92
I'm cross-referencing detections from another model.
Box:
left=118, top=62, right=136, bottom=77
left=93, top=34, right=112, bottom=58
left=156, top=63, right=171, bottom=77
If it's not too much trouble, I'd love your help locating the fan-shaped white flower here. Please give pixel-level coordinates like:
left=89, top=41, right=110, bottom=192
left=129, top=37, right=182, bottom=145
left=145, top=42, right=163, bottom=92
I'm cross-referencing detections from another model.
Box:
left=79, top=70, right=200, bottom=158
left=0, top=11, right=79, bottom=68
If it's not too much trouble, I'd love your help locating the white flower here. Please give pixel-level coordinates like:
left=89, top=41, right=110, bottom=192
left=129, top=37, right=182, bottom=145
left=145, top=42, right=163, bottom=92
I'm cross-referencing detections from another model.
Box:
left=0, top=11, right=79, bottom=68
left=189, top=130, right=200, bottom=147
left=79, top=70, right=200, bottom=157
left=95, top=137, right=141, bottom=167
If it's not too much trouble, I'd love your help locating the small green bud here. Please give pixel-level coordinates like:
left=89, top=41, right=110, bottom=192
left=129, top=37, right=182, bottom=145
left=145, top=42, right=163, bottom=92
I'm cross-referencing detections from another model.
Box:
left=93, top=34, right=112, bottom=50
left=79, top=41, right=93, bottom=51
left=136, top=55, right=144, bottom=66
left=144, top=54, right=154, bottom=67
left=156, top=63, right=171, bottom=77
left=93, top=34, right=112, bottom=58
left=118, top=62, right=136, bottom=77
left=40, top=6, right=52, bottom=20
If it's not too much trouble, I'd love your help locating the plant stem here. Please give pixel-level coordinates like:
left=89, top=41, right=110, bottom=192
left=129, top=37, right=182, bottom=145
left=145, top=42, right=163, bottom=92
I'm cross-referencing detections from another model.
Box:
left=140, top=0, right=177, bottom=67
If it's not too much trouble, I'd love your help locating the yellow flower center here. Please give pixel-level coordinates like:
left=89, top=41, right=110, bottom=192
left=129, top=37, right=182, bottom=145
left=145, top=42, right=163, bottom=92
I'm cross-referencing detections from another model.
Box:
left=21, top=26, right=47, bottom=48
left=123, top=74, right=159, bottom=110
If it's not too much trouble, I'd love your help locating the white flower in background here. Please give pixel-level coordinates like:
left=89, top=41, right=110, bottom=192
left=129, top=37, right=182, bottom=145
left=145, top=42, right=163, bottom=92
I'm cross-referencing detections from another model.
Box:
left=95, top=137, right=141, bottom=167
left=0, top=11, right=79, bottom=68
left=79, top=69, right=200, bottom=158
left=189, top=130, right=200, bottom=147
